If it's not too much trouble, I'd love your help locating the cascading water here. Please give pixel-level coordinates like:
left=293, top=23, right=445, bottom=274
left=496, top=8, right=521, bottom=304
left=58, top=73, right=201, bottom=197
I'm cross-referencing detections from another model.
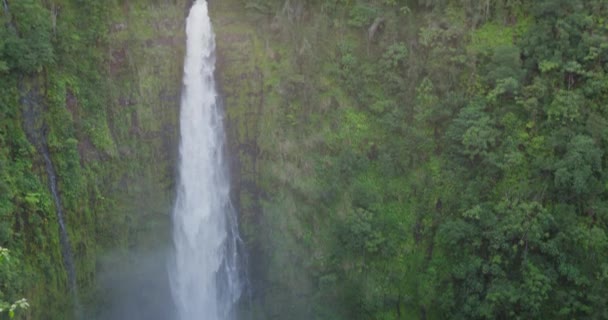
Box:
left=19, top=82, right=81, bottom=317
left=2, top=0, right=10, bottom=17
left=170, top=1, right=243, bottom=320
left=40, top=148, right=78, bottom=295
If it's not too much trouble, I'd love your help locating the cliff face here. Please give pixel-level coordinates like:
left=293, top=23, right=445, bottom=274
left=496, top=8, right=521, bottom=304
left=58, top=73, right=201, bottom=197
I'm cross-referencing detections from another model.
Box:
left=5, top=0, right=420, bottom=318
left=1, top=1, right=188, bottom=318
left=83, top=2, right=188, bottom=318
left=4, top=0, right=392, bottom=318
left=211, top=1, right=337, bottom=318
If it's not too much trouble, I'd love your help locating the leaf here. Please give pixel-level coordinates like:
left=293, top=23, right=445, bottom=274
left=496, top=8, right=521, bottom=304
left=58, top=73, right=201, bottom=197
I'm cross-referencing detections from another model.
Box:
left=539, top=60, right=559, bottom=73
left=0, top=60, right=8, bottom=73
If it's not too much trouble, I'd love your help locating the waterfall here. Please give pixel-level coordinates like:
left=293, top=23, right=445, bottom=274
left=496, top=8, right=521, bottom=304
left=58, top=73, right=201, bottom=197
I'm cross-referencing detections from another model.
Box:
left=1, top=0, right=9, bottom=14
left=19, top=81, right=81, bottom=318
left=170, top=1, right=243, bottom=320
left=40, top=146, right=80, bottom=315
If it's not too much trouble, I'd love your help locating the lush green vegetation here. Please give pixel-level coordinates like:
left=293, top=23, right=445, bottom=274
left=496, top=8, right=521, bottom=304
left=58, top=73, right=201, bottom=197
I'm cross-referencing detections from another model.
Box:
left=1, top=0, right=185, bottom=318
left=213, top=0, right=608, bottom=319
left=2, top=0, right=608, bottom=319
left=0, top=247, right=29, bottom=319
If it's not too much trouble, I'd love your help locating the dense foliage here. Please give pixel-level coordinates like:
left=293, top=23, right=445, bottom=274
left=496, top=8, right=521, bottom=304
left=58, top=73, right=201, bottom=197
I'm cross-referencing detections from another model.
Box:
left=217, top=0, right=608, bottom=319
left=2, top=0, right=608, bottom=319
left=1, top=0, right=184, bottom=318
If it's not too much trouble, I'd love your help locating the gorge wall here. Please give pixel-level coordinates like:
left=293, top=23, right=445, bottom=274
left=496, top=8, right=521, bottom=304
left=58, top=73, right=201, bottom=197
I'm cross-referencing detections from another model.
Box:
left=1, top=0, right=187, bottom=318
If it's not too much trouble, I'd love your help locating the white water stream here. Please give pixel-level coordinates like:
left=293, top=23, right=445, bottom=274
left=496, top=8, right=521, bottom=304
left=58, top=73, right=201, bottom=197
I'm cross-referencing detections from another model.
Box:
left=170, top=2, right=242, bottom=319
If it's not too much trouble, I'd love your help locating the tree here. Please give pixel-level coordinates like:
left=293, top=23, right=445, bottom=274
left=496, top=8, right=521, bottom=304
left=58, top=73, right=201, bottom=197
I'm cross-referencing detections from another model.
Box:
left=0, top=247, right=29, bottom=319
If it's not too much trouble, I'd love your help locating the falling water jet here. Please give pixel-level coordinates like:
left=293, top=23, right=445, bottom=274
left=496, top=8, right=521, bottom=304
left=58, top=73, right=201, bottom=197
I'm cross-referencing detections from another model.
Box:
left=169, top=1, right=243, bottom=320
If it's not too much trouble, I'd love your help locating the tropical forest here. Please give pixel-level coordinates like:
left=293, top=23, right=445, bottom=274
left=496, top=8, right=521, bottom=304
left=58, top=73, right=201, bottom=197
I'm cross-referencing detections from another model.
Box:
left=1, top=0, right=607, bottom=319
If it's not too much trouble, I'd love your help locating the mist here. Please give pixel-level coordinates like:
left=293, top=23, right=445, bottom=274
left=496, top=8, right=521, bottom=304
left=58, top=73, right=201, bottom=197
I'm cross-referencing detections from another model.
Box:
left=86, top=248, right=176, bottom=320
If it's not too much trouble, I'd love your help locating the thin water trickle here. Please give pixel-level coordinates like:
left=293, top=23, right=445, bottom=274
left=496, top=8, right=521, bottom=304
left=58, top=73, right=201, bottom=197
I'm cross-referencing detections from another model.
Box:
left=41, top=146, right=82, bottom=319
left=170, top=1, right=243, bottom=319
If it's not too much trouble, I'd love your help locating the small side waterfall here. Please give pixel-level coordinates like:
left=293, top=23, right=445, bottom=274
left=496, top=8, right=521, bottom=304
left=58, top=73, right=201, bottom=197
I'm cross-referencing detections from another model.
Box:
left=2, top=0, right=15, bottom=31
left=169, top=1, right=243, bottom=319
left=40, top=146, right=79, bottom=302
left=1, top=0, right=9, bottom=14
left=19, top=85, right=80, bottom=317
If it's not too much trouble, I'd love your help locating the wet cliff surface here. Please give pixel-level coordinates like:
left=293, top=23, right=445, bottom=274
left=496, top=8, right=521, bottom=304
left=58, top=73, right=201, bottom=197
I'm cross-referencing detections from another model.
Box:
left=1, top=1, right=187, bottom=318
